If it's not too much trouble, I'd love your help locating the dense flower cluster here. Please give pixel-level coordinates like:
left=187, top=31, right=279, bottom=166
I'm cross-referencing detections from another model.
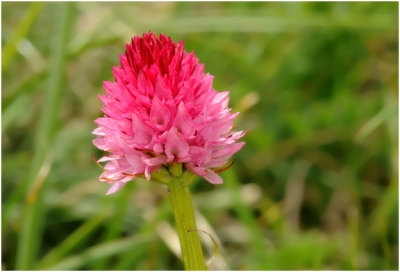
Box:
left=93, top=32, right=245, bottom=194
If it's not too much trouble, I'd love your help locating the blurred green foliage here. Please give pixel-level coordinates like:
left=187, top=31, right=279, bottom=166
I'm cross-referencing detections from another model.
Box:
left=2, top=2, right=398, bottom=270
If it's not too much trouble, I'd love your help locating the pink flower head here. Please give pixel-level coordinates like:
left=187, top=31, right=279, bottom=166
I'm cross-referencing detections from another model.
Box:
left=92, top=32, right=245, bottom=195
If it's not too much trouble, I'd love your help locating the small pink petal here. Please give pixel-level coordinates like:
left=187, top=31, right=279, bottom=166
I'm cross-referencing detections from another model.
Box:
left=143, top=155, right=168, bottom=166
left=92, top=127, right=106, bottom=136
left=213, top=142, right=245, bottom=159
left=155, top=74, right=172, bottom=100
left=189, top=146, right=210, bottom=163
left=186, top=162, right=206, bottom=176
left=132, top=114, right=153, bottom=145
left=203, top=169, right=223, bottom=184
left=92, top=138, right=107, bottom=150
left=174, top=102, right=193, bottom=136
left=212, top=91, right=230, bottom=108
left=126, top=153, right=146, bottom=173
left=186, top=163, right=223, bottom=184
left=150, top=96, right=170, bottom=129
left=153, top=142, right=163, bottom=154
left=145, top=166, right=151, bottom=180
left=95, top=117, right=120, bottom=131
left=106, top=181, right=127, bottom=195
left=97, top=155, right=122, bottom=163
left=165, top=127, right=189, bottom=162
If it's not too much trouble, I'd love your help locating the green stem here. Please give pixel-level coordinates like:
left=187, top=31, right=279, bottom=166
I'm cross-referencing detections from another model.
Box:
left=168, top=167, right=207, bottom=270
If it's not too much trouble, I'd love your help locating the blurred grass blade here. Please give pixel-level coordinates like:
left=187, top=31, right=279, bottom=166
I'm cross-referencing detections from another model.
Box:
left=2, top=68, right=46, bottom=107
left=46, top=234, right=153, bottom=270
left=221, top=168, right=271, bottom=269
left=37, top=213, right=108, bottom=269
left=115, top=199, right=170, bottom=269
left=3, top=33, right=116, bottom=107
left=15, top=3, right=75, bottom=269
left=355, top=104, right=397, bottom=142
left=2, top=93, right=31, bottom=132
left=91, top=185, right=133, bottom=270
left=2, top=2, right=44, bottom=72
left=68, top=35, right=121, bottom=59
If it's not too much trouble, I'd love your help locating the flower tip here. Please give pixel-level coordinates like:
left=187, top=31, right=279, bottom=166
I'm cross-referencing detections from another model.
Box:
left=105, top=181, right=125, bottom=195
left=105, top=190, right=114, bottom=196
left=204, top=169, right=223, bottom=185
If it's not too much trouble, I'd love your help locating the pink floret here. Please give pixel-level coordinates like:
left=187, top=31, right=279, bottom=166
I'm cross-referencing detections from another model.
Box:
left=92, top=32, right=245, bottom=194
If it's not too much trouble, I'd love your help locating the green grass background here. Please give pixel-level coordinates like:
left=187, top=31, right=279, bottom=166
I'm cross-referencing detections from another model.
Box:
left=2, top=2, right=398, bottom=270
